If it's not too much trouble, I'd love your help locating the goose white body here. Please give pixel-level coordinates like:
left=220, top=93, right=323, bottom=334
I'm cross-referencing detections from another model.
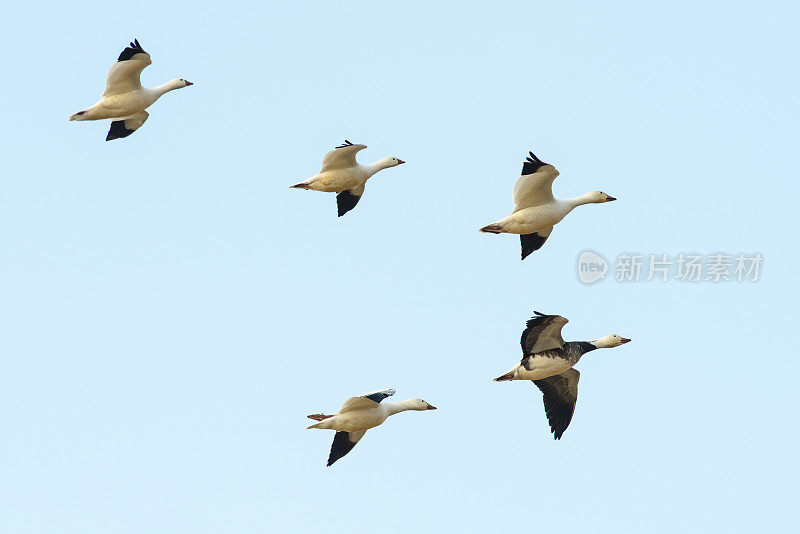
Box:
left=310, top=401, right=401, bottom=432
left=303, top=164, right=375, bottom=193
left=507, top=353, right=575, bottom=381
left=489, top=200, right=578, bottom=235
left=74, top=86, right=174, bottom=121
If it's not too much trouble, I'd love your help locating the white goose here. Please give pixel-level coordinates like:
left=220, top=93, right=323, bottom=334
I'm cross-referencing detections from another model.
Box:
left=480, top=152, right=617, bottom=260
left=70, top=39, right=193, bottom=141
left=291, top=140, right=405, bottom=217
left=307, top=388, right=436, bottom=466
left=494, top=311, right=630, bottom=439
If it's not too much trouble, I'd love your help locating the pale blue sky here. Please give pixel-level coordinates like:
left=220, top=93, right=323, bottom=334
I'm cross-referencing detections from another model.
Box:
left=1, top=1, right=798, bottom=532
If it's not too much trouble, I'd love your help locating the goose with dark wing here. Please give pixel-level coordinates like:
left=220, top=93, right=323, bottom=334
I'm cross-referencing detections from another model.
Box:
left=69, top=39, right=193, bottom=141
left=291, top=140, right=405, bottom=217
left=480, top=152, right=617, bottom=260
left=494, top=311, right=630, bottom=439
left=307, top=388, right=436, bottom=466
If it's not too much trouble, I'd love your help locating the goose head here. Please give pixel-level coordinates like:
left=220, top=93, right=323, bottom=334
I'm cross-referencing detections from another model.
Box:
left=166, top=78, right=194, bottom=91
left=585, top=191, right=617, bottom=203
left=377, top=156, right=405, bottom=169
left=591, top=334, right=631, bottom=348
left=405, top=399, right=437, bottom=411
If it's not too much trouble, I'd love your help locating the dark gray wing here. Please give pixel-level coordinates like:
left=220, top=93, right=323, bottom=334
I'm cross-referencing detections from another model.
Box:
left=327, top=430, right=366, bottom=466
left=106, top=111, right=148, bottom=141
left=336, top=182, right=365, bottom=217
left=521, top=151, right=549, bottom=175
left=117, top=39, right=147, bottom=61
left=520, top=311, right=568, bottom=355
left=533, top=368, right=580, bottom=440
left=360, top=388, right=395, bottom=403
left=520, top=227, right=553, bottom=260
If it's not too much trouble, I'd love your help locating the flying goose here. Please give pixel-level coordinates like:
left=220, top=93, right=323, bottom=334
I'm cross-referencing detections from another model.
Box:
left=480, top=152, right=617, bottom=260
left=69, top=39, right=193, bottom=141
left=307, top=388, right=436, bottom=466
left=493, top=311, right=630, bottom=439
left=291, top=140, right=405, bottom=217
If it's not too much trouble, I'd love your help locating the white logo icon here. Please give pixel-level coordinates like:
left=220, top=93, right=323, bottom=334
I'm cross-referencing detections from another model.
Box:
left=577, top=250, right=609, bottom=284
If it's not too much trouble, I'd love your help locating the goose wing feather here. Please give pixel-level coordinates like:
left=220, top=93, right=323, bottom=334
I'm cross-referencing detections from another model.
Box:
left=336, top=182, right=366, bottom=217
left=339, top=388, right=395, bottom=412
left=520, top=227, right=553, bottom=260
left=105, top=111, right=149, bottom=141
left=521, top=311, right=568, bottom=355
left=327, top=430, right=366, bottom=466
left=512, top=153, right=559, bottom=212
left=321, top=140, right=367, bottom=172
left=533, top=368, right=580, bottom=440
left=103, top=39, right=152, bottom=97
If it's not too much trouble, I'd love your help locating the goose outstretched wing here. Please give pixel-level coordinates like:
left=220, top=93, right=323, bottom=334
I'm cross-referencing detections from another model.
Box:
left=512, top=152, right=559, bottom=212
left=321, top=140, right=367, bottom=172
left=533, top=368, right=580, bottom=440
left=520, top=226, right=553, bottom=260
left=105, top=111, right=149, bottom=141
left=336, top=182, right=366, bottom=217
left=339, top=388, right=396, bottom=412
left=327, top=430, right=367, bottom=466
left=103, top=39, right=152, bottom=97
left=521, top=311, right=568, bottom=355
